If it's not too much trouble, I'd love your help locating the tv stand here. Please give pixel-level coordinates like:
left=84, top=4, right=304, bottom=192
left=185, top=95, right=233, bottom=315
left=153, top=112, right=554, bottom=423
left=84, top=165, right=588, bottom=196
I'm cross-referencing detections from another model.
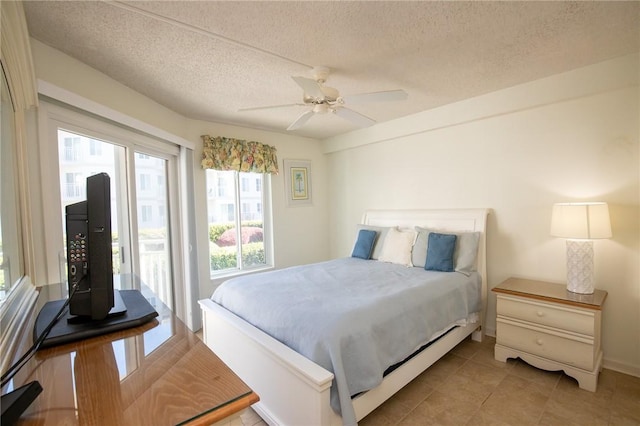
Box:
left=66, top=289, right=127, bottom=324
left=33, top=289, right=157, bottom=349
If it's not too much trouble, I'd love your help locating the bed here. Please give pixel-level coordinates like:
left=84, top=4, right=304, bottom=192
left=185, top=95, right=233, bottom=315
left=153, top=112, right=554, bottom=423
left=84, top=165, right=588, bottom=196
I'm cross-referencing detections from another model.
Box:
left=199, top=208, right=489, bottom=425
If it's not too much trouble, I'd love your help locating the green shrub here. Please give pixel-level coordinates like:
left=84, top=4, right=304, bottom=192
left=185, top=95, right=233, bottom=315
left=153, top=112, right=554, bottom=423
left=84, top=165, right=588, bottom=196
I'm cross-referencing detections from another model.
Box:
left=242, top=242, right=265, bottom=267
left=210, top=242, right=265, bottom=271
left=210, top=247, right=237, bottom=270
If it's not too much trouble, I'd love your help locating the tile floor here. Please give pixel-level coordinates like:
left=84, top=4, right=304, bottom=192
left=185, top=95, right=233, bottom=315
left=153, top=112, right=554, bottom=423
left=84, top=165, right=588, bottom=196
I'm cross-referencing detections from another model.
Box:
left=238, top=335, right=640, bottom=426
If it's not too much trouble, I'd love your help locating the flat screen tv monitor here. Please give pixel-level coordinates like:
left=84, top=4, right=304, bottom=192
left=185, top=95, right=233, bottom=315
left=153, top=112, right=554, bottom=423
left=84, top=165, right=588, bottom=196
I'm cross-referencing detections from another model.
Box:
left=32, top=172, right=157, bottom=347
left=65, top=172, right=121, bottom=321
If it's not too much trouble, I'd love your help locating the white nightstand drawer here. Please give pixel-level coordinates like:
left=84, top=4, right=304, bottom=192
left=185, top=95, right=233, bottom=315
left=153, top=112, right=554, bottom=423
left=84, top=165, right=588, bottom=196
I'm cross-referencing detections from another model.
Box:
left=496, top=319, right=595, bottom=370
left=497, top=295, right=595, bottom=336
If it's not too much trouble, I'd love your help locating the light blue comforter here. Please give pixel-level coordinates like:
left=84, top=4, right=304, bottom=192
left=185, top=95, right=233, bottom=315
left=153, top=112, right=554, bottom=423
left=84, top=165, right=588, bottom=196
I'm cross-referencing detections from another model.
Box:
left=212, top=258, right=481, bottom=426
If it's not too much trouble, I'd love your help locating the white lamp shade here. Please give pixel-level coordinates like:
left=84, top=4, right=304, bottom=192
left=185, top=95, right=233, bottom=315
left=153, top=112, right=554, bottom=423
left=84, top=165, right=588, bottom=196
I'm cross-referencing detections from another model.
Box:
left=550, top=202, right=612, bottom=239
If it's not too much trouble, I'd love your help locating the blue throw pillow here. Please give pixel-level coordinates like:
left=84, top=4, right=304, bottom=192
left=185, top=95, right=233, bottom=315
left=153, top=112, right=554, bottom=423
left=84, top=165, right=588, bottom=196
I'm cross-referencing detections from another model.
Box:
left=425, top=232, right=457, bottom=272
left=351, top=229, right=378, bottom=259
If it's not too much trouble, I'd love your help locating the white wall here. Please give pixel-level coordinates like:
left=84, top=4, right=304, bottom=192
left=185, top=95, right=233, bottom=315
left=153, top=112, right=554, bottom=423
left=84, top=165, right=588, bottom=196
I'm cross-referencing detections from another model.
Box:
left=324, top=54, right=640, bottom=376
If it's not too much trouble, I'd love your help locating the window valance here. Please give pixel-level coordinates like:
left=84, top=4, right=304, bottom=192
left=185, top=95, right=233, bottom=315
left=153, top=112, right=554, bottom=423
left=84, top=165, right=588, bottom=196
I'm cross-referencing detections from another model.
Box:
left=201, top=135, right=279, bottom=174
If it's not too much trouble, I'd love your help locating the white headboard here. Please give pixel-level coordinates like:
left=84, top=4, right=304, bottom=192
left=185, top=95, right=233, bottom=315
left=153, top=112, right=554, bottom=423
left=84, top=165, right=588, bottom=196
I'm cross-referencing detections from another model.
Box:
left=362, top=208, right=490, bottom=335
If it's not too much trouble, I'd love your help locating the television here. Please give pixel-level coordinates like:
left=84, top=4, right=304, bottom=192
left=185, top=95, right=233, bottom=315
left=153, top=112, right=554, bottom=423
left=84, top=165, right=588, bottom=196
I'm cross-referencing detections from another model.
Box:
left=65, top=172, right=120, bottom=321
left=32, top=172, right=158, bottom=348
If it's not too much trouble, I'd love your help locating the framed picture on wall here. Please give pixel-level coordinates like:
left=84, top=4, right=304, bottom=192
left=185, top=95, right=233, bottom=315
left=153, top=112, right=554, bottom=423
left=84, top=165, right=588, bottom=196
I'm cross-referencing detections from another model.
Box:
left=284, top=159, right=312, bottom=206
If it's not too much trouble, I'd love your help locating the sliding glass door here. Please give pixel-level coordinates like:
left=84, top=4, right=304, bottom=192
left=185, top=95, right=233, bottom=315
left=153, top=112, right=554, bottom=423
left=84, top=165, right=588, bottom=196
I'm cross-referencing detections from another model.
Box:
left=133, top=152, right=173, bottom=308
left=56, top=129, right=175, bottom=309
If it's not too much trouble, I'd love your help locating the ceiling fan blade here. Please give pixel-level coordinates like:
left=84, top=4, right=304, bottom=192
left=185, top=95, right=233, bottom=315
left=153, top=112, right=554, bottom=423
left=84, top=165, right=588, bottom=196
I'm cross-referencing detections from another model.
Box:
left=239, top=103, right=305, bottom=112
left=287, top=110, right=315, bottom=131
left=341, top=89, right=408, bottom=104
left=292, top=76, right=325, bottom=99
left=334, top=107, right=376, bottom=128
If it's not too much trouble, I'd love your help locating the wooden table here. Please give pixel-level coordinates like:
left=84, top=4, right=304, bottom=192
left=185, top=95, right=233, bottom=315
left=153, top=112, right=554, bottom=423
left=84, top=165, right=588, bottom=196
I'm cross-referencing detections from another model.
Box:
left=9, top=284, right=259, bottom=425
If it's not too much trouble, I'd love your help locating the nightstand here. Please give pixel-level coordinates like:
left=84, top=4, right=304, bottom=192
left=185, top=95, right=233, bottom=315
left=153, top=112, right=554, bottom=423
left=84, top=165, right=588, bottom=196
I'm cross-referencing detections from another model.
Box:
left=493, top=277, right=607, bottom=391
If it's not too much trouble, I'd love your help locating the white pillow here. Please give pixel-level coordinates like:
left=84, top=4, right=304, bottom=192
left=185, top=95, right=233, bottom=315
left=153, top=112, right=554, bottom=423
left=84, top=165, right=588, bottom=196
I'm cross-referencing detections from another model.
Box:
left=413, top=226, right=480, bottom=275
left=378, top=228, right=416, bottom=267
left=453, top=231, right=481, bottom=275
left=411, top=228, right=430, bottom=268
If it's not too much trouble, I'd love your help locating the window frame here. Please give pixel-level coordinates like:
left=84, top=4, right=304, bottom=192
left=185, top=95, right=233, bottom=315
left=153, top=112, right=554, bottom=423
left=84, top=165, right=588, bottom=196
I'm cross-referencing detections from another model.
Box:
left=205, top=170, right=273, bottom=279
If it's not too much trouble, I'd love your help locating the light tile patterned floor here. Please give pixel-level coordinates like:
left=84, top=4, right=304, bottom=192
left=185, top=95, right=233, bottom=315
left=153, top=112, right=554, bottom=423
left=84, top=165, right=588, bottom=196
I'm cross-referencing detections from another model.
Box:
left=238, top=335, right=640, bottom=425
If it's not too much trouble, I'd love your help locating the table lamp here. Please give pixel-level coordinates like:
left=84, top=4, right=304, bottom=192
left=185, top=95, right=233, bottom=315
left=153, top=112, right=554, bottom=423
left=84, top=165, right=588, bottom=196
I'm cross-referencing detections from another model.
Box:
left=550, top=202, right=611, bottom=294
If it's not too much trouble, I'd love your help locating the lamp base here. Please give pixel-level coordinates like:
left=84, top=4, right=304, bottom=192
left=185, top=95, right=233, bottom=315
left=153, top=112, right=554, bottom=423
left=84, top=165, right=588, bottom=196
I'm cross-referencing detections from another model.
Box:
left=566, top=240, right=595, bottom=294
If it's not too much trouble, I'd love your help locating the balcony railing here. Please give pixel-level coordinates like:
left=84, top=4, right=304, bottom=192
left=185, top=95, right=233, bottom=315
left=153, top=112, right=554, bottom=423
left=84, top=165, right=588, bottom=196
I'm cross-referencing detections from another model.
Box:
left=112, top=240, right=171, bottom=309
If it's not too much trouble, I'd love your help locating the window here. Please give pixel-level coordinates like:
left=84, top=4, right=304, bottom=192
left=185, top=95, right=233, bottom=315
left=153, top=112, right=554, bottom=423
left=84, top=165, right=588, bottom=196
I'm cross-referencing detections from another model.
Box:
left=224, top=204, right=234, bottom=221
left=89, top=139, right=102, bottom=156
left=241, top=203, right=251, bottom=220
left=64, top=172, right=84, bottom=198
left=63, top=136, right=81, bottom=161
left=139, top=173, right=151, bottom=191
left=141, top=205, right=153, bottom=223
left=133, top=152, right=173, bottom=310
left=217, top=176, right=227, bottom=197
left=49, top=114, right=178, bottom=312
left=205, top=169, right=271, bottom=275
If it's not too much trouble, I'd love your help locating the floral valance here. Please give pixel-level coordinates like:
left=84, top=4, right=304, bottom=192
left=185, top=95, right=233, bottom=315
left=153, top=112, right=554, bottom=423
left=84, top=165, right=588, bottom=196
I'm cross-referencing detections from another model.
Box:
left=201, top=135, right=279, bottom=175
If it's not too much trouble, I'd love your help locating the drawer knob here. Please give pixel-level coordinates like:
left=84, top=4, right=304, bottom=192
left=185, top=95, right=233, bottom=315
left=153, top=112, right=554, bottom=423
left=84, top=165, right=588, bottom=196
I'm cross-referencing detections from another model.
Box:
left=536, top=311, right=545, bottom=317
left=536, top=338, right=543, bottom=345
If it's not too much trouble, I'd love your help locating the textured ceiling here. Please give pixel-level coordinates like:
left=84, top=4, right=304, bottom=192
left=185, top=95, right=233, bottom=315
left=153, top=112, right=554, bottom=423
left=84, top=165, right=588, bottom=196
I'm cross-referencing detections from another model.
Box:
left=23, top=1, right=640, bottom=140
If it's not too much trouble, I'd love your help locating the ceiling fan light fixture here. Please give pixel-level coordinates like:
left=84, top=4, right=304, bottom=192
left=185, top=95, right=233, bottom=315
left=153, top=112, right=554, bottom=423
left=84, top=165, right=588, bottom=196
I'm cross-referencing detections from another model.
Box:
left=313, top=103, right=329, bottom=114
left=320, top=86, right=339, bottom=101
left=311, top=66, right=330, bottom=83
left=241, top=65, right=407, bottom=131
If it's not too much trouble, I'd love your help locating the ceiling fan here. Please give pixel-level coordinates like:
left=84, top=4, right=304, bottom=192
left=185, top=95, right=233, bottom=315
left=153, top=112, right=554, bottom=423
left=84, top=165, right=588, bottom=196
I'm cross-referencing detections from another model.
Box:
left=239, top=66, right=408, bottom=131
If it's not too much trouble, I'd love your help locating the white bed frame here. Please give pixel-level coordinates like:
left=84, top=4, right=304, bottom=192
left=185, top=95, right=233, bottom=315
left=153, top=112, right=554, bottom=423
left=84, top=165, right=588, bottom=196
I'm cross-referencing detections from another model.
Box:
left=199, top=209, right=489, bottom=425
